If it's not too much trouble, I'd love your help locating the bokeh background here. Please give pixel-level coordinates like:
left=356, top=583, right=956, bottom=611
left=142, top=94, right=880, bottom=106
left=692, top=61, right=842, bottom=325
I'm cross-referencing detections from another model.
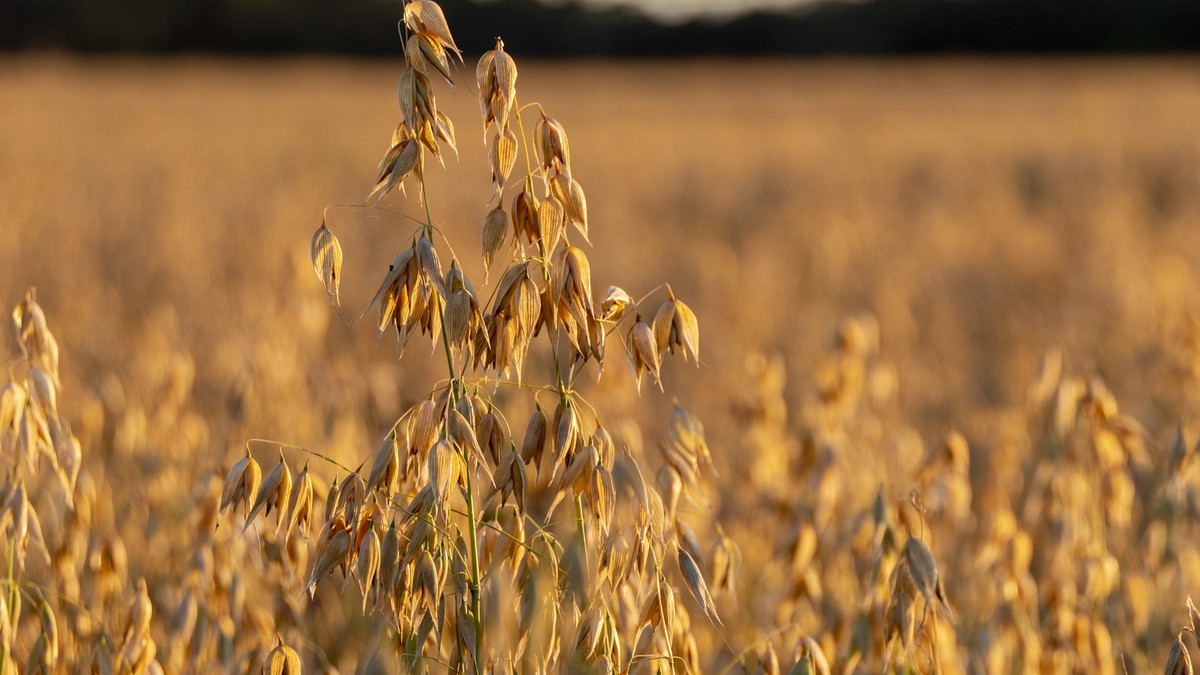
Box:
left=3, top=0, right=1200, bottom=672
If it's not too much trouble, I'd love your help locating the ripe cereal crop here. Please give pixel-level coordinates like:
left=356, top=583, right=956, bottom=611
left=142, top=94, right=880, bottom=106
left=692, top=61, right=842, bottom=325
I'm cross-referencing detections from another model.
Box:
left=3, top=5, right=1200, bottom=673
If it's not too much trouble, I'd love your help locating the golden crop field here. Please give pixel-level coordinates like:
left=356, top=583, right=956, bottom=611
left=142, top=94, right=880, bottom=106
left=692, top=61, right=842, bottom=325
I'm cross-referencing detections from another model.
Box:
left=3, top=42, right=1200, bottom=674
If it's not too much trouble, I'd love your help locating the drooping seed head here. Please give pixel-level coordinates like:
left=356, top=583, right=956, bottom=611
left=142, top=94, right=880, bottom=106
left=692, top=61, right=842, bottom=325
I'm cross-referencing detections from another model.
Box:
left=311, top=220, right=343, bottom=307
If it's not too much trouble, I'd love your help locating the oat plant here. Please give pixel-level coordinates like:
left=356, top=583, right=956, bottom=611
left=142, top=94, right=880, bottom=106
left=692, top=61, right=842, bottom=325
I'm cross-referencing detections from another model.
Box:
left=225, top=2, right=727, bottom=672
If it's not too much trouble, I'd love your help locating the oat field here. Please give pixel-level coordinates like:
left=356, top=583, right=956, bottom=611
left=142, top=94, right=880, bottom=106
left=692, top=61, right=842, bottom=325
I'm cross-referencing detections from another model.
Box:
left=3, top=35, right=1200, bottom=674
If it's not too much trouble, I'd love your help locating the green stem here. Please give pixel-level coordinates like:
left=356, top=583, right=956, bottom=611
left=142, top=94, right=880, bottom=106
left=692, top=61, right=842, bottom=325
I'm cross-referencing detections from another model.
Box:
left=573, top=492, right=589, bottom=570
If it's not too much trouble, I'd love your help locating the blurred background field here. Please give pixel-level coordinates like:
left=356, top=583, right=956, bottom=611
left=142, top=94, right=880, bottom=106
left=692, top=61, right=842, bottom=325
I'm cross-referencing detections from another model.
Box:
left=5, top=56, right=1200, bottom=433
left=4, top=55, right=1200, bottom=670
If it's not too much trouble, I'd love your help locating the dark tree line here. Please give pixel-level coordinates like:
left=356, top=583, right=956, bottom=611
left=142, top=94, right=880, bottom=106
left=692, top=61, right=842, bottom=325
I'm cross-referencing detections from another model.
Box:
left=2, top=0, right=1197, bottom=55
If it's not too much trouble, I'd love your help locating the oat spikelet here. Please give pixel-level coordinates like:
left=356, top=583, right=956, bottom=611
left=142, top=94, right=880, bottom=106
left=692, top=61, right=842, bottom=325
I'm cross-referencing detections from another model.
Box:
left=652, top=287, right=700, bottom=365
left=124, top=579, right=153, bottom=644
left=521, top=405, right=549, bottom=473
left=489, top=127, right=518, bottom=196
left=549, top=172, right=589, bottom=242
left=33, top=589, right=58, bottom=665
left=245, top=454, right=291, bottom=530
left=403, top=0, right=460, bottom=57
left=600, top=286, right=632, bottom=322
left=12, top=288, right=60, bottom=379
left=481, top=206, right=509, bottom=270
left=311, top=221, right=343, bottom=306
left=356, top=527, right=382, bottom=612
left=1166, top=632, right=1194, bottom=675
left=901, top=536, right=955, bottom=623
left=406, top=34, right=453, bottom=85
left=366, top=432, right=401, bottom=497
left=627, top=316, right=662, bottom=394
left=791, top=636, right=832, bottom=675
left=219, top=455, right=262, bottom=520
left=477, top=39, right=518, bottom=133
left=266, top=636, right=303, bottom=675
left=282, top=462, right=315, bottom=542
left=709, top=527, right=741, bottom=603
left=371, top=136, right=421, bottom=202
left=678, top=547, right=721, bottom=626
left=305, top=523, right=353, bottom=598
left=534, top=113, right=571, bottom=175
